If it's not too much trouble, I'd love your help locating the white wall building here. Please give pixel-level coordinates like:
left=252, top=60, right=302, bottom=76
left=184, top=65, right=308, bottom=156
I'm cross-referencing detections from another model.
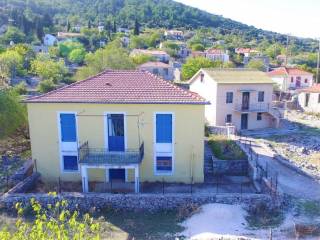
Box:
left=138, top=62, right=174, bottom=81
left=297, top=84, right=320, bottom=113
left=189, top=68, right=281, bottom=131
left=268, top=67, right=313, bottom=92
left=205, top=49, right=230, bottom=63
left=43, top=34, right=58, bottom=46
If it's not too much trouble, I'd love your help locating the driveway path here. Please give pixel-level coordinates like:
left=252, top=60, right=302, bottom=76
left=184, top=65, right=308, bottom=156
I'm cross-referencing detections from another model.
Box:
left=239, top=136, right=320, bottom=200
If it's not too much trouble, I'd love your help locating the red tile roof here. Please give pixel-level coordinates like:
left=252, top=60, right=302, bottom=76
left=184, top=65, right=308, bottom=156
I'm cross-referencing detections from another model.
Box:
left=300, top=84, right=320, bottom=93
left=268, top=67, right=313, bottom=77
left=25, top=70, right=207, bottom=104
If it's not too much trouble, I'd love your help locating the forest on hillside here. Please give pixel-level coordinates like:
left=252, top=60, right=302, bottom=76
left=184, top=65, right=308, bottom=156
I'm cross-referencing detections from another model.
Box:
left=0, top=0, right=318, bottom=52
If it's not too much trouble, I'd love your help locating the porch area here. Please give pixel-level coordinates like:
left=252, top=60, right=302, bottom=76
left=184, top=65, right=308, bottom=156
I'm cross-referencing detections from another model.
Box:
left=78, top=141, right=144, bottom=193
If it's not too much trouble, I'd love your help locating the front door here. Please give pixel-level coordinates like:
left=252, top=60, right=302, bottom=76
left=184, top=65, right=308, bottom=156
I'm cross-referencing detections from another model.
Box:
left=241, top=113, right=248, bottom=130
left=242, top=92, right=250, bottom=110
left=107, top=114, right=125, bottom=181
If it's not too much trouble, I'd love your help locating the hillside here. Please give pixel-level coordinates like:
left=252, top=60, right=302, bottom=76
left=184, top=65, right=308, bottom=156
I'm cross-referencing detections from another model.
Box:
left=0, top=0, right=317, bottom=50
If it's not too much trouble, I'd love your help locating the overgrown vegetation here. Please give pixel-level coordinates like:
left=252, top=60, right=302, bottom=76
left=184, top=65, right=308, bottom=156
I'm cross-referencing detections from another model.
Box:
left=0, top=195, right=101, bottom=239
left=208, top=135, right=247, bottom=160
left=245, top=202, right=284, bottom=228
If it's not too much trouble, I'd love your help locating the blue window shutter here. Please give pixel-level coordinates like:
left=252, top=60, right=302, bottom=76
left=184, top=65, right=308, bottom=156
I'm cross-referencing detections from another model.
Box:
left=60, top=114, right=77, bottom=142
left=156, top=114, right=172, bottom=143
left=63, top=156, right=78, bottom=171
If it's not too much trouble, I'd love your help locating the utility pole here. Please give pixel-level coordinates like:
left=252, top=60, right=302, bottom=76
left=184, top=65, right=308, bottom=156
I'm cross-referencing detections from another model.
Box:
left=316, top=38, right=320, bottom=83
left=285, top=34, right=290, bottom=66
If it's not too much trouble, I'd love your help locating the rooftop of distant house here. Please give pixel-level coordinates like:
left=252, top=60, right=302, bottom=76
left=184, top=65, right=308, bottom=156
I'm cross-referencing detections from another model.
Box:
left=206, top=48, right=226, bottom=54
left=139, top=61, right=171, bottom=68
left=268, top=67, right=313, bottom=77
left=299, top=84, right=320, bottom=93
left=25, top=70, right=207, bottom=105
left=165, top=30, right=183, bottom=34
left=131, top=49, right=169, bottom=55
left=190, top=68, right=274, bottom=84
left=235, top=48, right=259, bottom=54
left=57, top=32, right=83, bottom=38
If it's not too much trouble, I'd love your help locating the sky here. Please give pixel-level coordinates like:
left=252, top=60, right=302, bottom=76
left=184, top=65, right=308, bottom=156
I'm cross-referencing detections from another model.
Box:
left=175, top=0, right=320, bottom=39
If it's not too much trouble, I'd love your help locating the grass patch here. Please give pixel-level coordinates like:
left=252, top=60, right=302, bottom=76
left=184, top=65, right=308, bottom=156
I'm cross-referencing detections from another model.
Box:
left=245, top=202, right=284, bottom=229
left=208, top=135, right=247, bottom=160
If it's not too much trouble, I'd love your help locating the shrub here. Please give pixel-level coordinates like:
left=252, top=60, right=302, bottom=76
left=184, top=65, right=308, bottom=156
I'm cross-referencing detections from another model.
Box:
left=208, top=135, right=247, bottom=160
left=37, top=79, right=56, bottom=93
left=0, top=193, right=101, bottom=239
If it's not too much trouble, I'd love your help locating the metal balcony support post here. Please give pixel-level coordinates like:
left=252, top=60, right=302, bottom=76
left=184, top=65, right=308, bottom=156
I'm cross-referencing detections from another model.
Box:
left=135, top=165, right=140, bottom=193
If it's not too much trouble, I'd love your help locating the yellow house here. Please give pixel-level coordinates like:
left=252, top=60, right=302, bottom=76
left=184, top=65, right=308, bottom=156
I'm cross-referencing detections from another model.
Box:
left=26, top=70, right=208, bottom=193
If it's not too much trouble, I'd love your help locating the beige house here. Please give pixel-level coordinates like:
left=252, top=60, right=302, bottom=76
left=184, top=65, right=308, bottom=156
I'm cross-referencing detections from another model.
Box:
left=297, top=84, right=320, bottom=113
left=268, top=67, right=313, bottom=92
left=130, top=49, right=170, bottom=63
left=189, top=68, right=282, bottom=131
left=138, top=62, right=174, bottom=81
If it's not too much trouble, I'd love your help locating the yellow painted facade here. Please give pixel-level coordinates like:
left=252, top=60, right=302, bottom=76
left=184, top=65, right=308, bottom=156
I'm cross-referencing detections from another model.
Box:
left=27, top=103, right=205, bottom=183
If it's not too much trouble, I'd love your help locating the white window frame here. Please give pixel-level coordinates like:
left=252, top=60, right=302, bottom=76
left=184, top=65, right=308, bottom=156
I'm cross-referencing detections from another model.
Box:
left=153, top=112, right=175, bottom=176
left=57, top=111, right=80, bottom=173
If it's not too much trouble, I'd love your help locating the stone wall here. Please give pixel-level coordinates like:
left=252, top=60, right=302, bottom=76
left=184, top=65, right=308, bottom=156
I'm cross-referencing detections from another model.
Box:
left=212, top=159, right=248, bottom=176
left=208, top=125, right=236, bottom=137
left=7, top=172, right=40, bottom=194
left=1, top=192, right=279, bottom=212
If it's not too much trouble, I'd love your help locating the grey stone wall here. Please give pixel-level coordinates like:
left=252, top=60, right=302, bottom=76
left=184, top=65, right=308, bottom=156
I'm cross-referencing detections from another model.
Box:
left=1, top=192, right=279, bottom=212
left=7, top=172, right=40, bottom=194
left=212, top=159, right=248, bottom=176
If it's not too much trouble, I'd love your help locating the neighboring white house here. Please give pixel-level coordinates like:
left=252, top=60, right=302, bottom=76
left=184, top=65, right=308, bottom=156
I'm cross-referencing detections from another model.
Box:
left=235, top=48, right=259, bottom=57
left=138, top=61, right=174, bottom=81
left=160, top=41, right=190, bottom=59
left=297, top=84, right=320, bottom=113
left=268, top=67, right=313, bottom=92
left=43, top=34, right=58, bottom=46
left=130, top=49, right=170, bottom=63
left=189, top=68, right=282, bottom=131
left=205, top=49, right=230, bottom=63
left=164, top=30, right=184, bottom=40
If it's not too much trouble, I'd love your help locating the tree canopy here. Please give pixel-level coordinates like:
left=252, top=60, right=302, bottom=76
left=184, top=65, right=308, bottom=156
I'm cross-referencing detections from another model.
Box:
left=181, top=57, right=220, bottom=80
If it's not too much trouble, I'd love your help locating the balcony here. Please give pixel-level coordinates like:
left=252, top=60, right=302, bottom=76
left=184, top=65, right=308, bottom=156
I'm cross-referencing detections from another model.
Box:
left=78, top=141, right=144, bottom=166
left=234, top=103, right=270, bottom=113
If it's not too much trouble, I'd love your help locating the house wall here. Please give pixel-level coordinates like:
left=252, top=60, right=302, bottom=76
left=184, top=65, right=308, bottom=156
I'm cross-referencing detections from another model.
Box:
left=298, top=92, right=320, bottom=113
left=272, top=75, right=313, bottom=91
left=190, top=73, right=274, bottom=130
left=189, top=72, right=217, bottom=126
left=139, top=66, right=174, bottom=81
left=27, top=103, right=205, bottom=183
left=215, top=83, right=274, bottom=130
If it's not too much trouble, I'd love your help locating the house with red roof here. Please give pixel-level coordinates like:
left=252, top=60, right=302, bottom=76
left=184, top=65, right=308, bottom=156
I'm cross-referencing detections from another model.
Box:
left=297, top=84, right=320, bottom=113
left=138, top=61, right=174, bottom=81
left=268, top=67, right=314, bottom=92
left=25, top=70, right=208, bottom=193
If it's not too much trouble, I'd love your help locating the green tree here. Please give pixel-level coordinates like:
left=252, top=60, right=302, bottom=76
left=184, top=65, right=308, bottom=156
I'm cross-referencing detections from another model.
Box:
left=247, top=59, right=265, bottom=71
left=181, top=57, right=217, bottom=80
left=58, top=41, right=85, bottom=58
left=191, top=43, right=205, bottom=51
left=68, top=48, right=86, bottom=64
left=0, top=50, right=25, bottom=85
left=37, top=79, right=56, bottom=93
left=0, top=89, right=27, bottom=138
left=134, top=19, right=140, bottom=35
left=1, top=26, right=26, bottom=45
left=31, top=54, right=68, bottom=84
left=131, top=54, right=155, bottom=65
left=75, top=40, right=135, bottom=80
left=0, top=195, right=100, bottom=239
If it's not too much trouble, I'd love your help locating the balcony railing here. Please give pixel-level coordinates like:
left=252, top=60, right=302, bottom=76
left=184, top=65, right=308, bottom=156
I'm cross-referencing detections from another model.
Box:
left=234, top=103, right=270, bottom=112
left=79, top=141, right=144, bottom=165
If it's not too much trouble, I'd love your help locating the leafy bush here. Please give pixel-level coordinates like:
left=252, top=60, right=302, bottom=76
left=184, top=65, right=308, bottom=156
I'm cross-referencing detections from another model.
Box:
left=68, top=48, right=86, bottom=64
left=37, top=79, right=56, bottom=93
left=0, top=194, right=101, bottom=239
left=12, top=82, right=27, bottom=95
left=208, top=135, right=247, bottom=160
left=0, top=89, right=27, bottom=138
